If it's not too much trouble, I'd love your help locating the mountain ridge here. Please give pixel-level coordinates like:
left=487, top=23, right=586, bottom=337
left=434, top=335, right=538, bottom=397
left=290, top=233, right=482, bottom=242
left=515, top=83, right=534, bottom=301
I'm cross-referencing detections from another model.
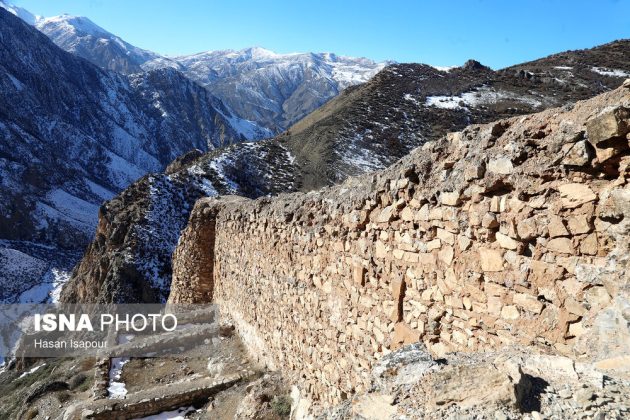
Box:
left=59, top=40, right=630, bottom=303
left=0, top=7, right=261, bottom=303
left=1, top=2, right=388, bottom=136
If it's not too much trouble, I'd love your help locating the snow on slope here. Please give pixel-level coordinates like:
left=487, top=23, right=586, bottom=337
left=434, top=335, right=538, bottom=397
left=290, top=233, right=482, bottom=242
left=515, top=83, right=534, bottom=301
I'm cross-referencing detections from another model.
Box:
left=0, top=0, right=40, bottom=25
left=591, top=66, right=630, bottom=78
left=0, top=6, right=251, bottom=303
left=0, top=241, right=77, bottom=304
left=4, top=1, right=387, bottom=138
left=35, top=14, right=159, bottom=73
left=423, top=85, right=544, bottom=111
left=143, top=47, right=388, bottom=134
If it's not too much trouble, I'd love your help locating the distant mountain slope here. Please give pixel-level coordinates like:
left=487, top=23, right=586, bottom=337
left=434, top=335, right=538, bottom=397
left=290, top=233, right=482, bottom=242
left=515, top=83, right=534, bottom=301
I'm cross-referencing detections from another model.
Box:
left=144, top=48, right=387, bottom=134
left=61, top=40, right=630, bottom=303
left=0, top=7, right=255, bottom=302
left=5, top=3, right=386, bottom=137
left=36, top=14, right=160, bottom=74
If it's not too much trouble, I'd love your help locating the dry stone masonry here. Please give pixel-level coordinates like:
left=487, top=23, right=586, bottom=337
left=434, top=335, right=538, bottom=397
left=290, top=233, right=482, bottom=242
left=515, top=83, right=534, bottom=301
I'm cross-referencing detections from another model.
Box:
left=169, top=84, right=630, bottom=408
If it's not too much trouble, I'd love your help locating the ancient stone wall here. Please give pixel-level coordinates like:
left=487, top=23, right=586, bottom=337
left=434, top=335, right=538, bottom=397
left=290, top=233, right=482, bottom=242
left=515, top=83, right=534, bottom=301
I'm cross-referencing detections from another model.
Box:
left=170, top=85, right=630, bottom=406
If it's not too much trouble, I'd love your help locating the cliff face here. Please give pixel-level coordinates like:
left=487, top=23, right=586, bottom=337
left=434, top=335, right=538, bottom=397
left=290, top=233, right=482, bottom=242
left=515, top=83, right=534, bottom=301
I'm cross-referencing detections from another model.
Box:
left=169, top=83, right=630, bottom=408
left=61, top=142, right=299, bottom=303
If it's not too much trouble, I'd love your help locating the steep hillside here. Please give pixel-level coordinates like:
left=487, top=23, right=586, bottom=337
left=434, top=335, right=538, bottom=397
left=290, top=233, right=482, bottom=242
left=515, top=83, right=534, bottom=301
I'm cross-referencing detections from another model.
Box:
left=0, top=8, right=254, bottom=303
left=282, top=40, right=630, bottom=190
left=60, top=41, right=630, bottom=304
left=60, top=142, right=299, bottom=303
left=35, top=14, right=160, bottom=74
left=7, top=2, right=386, bottom=137
left=144, top=48, right=386, bottom=134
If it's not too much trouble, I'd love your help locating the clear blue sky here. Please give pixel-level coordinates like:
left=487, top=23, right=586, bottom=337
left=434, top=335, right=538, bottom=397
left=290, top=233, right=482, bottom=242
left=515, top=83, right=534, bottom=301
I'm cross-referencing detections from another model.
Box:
left=13, top=0, right=630, bottom=69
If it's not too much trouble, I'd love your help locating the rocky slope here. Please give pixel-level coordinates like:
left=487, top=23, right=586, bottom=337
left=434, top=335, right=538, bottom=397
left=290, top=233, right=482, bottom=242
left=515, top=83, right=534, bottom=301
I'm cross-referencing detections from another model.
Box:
left=61, top=41, right=630, bottom=304
left=169, top=82, right=630, bottom=417
left=143, top=48, right=386, bottom=134
left=283, top=40, right=630, bottom=190
left=61, top=142, right=299, bottom=303
left=0, top=7, right=258, bottom=303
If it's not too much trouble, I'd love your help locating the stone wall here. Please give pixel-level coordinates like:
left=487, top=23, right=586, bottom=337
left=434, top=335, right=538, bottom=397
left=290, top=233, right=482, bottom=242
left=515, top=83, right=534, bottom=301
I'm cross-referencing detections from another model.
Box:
left=169, top=85, right=630, bottom=406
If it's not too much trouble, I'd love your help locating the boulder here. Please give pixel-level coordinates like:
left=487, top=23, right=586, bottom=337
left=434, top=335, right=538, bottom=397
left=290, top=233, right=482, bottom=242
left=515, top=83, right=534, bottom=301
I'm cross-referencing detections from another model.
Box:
left=586, top=106, right=629, bottom=146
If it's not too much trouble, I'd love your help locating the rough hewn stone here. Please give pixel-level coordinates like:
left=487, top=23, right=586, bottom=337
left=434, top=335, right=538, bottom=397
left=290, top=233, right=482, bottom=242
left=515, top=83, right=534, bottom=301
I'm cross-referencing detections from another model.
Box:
left=168, top=85, right=630, bottom=408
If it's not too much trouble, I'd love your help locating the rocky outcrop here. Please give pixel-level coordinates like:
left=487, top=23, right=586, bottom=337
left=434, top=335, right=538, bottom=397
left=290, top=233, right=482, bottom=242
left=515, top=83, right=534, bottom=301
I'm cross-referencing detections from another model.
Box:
left=61, top=142, right=299, bottom=303
left=169, top=84, right=630, bottom=412
left=327, top=344, right=630, bottom=419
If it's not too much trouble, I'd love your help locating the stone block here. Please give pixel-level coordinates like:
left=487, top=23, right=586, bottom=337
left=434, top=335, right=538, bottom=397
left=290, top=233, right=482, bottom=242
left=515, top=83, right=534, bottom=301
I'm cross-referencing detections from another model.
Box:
left=546, top=237, right=574, bottom=254
left=495, top=232, right=519, bottom=250
left=586, top=106, right=629, bottom=146
left=488, top=157, right=514, bottom=175
left=442, top=191, right=462, bottom=206
left=558, top=183, right=597, bottom=209
left=513, top=293, right=543, bottom=314
left=479, top=248, right=504, bottom=272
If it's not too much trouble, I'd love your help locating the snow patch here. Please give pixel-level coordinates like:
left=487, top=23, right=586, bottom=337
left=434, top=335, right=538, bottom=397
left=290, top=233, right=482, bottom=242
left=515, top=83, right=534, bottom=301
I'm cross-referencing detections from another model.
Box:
left=431, top=65, right=457, bottom=72
left=591, top=67, right=630, bottom=78
left=217, top=108, right=273, bottom=140
left=425, top=86, right=543, bottom=110
left=135, top=406, right=196, bottom=420
left=18, top=363, right=45, bottom=379
left=106, top=150, right=146, bottom=189
left=108, top=357, right=129, bottom=398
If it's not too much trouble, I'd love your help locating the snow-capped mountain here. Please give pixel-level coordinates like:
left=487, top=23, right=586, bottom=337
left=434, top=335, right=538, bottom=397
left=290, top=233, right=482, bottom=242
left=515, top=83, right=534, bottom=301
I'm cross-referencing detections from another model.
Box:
left=0, top=0, right=39, bottom=24
left=0, top=7, right=256, bottom=303
left=143, top=48, right=387, bottom=134
left=35, top=15, right=160, bottom=74
left=2, top=1, right=386, bottom=137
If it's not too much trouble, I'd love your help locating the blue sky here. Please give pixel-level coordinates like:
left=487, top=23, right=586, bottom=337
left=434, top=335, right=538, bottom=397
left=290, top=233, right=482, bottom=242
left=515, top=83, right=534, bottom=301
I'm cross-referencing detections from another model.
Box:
left=13, top=0, right=630, bottom=69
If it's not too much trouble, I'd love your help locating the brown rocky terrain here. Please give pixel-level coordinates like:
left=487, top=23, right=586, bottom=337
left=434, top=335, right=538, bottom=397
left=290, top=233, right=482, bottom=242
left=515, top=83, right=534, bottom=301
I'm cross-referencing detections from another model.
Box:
left=60, top=40, right=630, bottom=305
left=167, top=82, right=630, bottom=417
left=284, top=39, right=630, bottom=190
left=0, top=310, right=291, bottom=420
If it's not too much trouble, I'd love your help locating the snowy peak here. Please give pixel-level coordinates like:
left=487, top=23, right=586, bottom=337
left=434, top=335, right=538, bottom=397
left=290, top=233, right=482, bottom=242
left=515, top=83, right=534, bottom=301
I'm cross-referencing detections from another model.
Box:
left=0, top=1, right=386, bottom=136
left=0, top=0, right=40, bottom=24
left=37, top=14, right=110, bottom=38
left=35, top=13, right=159, bottom=73
left=143, top=46, right=387, bottom=133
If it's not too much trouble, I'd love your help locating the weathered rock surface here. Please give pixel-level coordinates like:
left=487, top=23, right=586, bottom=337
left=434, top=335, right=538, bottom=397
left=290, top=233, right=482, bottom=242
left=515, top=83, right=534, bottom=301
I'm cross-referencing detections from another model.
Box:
left=170, top=83, right=630, bottom=414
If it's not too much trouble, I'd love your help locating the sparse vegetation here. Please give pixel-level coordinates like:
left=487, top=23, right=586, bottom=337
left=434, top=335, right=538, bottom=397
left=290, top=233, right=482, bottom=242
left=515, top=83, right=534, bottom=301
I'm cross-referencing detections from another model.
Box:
left=68, top=372, right=89, bottom=390
left=271, top=395, right=292, bottom=417
left=23, top=407, right=39, bottom=420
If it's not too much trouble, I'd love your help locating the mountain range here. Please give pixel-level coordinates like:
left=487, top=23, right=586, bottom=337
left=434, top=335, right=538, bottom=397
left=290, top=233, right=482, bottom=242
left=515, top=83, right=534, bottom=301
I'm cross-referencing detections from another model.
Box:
left=62, top=45, right=630, bottom=302
left=8, top=4, right=386, bottom=136
left=1, top=0, right=630, bottom=304
left=0, top=5, right=259, bottom=302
